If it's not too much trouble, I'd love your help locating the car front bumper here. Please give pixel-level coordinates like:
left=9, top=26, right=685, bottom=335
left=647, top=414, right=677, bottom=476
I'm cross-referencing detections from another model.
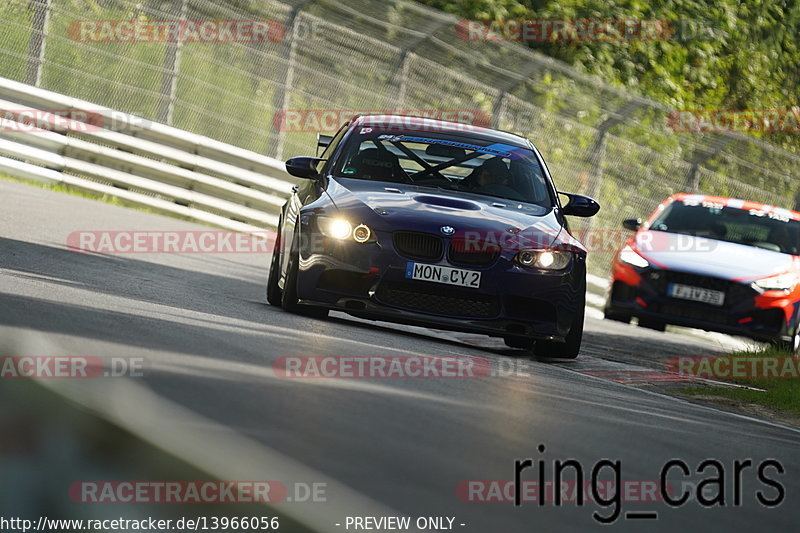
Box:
left=294, top=229, right=585, bottom=341
left=606, top=262, right=798, bottom=343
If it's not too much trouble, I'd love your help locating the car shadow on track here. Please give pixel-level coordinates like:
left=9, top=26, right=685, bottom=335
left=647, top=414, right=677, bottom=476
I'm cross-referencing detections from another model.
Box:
left=323, top=313, right=593, bottom=365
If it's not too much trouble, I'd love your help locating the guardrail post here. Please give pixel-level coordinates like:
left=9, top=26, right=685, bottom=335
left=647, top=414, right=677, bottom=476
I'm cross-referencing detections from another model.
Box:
left=586, top=129, right=607, bottom=204
left=489, top=62, right=542, bottom=129
left=390, top=18, right=450, bottom=111
left=682, top=136, right=733, bottom=192
left=395, top=51, right=411, bottom=111
left=684, top=163, right=700, bottom=192
left=266, top=1, right=315, bottom=160
left=582, top=100, right=644, bottom=231
left=24, top=0, right=51, bottom=87
left=491, top=94, right=507, bottom=129
left=156, top=0, right=187, bottom=126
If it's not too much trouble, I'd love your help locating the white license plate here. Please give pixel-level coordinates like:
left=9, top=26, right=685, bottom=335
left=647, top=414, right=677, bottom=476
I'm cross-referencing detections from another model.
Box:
left=668, top=283, right=725, bottom=306
left=405, top=262, right=481, bottom=288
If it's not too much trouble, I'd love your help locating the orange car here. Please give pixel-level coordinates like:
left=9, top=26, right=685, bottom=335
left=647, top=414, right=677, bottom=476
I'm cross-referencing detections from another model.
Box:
left=604, top=194, right=800, bottom=352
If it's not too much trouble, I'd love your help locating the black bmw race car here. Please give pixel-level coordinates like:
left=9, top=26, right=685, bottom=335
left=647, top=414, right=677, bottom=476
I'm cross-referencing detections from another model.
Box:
left=267, top=115, right=599, bottom=357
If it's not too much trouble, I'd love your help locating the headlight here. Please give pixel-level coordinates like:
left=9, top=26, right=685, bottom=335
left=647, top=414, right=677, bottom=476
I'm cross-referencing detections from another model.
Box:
left=752, top=272, right=798, bottom=291
left=515, top=250, right=571, bottom=270
left=353, top=224, right=371, bottom=243
left=619, top=245, right=649, bottom=268
left=318, top=217, right=352, bottom=240
left=317, top=217, right=373, bottom=243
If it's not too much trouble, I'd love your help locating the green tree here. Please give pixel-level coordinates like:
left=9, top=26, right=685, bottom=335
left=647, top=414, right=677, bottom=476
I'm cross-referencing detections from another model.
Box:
left=417, top=0, right=800, bottom=153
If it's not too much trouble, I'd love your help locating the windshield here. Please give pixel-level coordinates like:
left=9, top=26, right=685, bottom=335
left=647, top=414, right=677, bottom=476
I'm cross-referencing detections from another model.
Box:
left=650, top=200, right=800, bottom=254
left=332, top=130, right=554, bottom=206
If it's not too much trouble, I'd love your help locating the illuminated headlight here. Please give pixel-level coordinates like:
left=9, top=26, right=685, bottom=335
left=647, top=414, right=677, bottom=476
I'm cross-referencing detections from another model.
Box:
left=353, top=224, right=371, bottom=243
left=515, top=250, right=571, bottom=270
left=619, top=245, right=649, bottom=268
left=318, top=217, right=373, bottom=243
left=752, top=273, right=798, bottom=291
left=318, top=217, right=352, bottom=240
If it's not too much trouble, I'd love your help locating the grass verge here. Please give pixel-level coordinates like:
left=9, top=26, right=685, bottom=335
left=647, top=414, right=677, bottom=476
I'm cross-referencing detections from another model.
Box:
left=679, top=345, right=800, bottom=415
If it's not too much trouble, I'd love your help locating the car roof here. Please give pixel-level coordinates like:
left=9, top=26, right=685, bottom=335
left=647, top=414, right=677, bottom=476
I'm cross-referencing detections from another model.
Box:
left=350, top=114, right=534, bottom=150
left=668, top=193, right=800, bottom=221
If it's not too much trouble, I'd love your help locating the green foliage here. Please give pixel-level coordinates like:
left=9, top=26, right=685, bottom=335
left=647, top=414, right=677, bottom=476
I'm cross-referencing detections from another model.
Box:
left=417, top=0, right=800, bottom=154
left=681, top=346, right=800, bottom=415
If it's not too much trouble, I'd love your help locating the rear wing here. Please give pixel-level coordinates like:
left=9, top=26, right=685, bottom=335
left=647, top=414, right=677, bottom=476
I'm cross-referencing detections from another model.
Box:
left=316, top=134, right=333, bottom=157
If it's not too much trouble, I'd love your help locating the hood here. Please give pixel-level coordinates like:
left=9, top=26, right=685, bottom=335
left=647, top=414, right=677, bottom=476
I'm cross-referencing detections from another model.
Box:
left=633, top=230, right=795, bottom=281
left=326, top=178, right=569, bottom=250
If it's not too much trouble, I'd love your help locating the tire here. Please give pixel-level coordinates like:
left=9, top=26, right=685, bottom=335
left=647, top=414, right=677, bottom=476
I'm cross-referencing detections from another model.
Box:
left=281, top=224, right=328, bottom=319
left=603, top=307, right=631, bottom=324
left=637, top=317, right=666, bottom=332
left=535, top=280, right=585, bottom=359
left=266, top=215, right=283, bottom=307
left=771, top=317, right=800, bottom=354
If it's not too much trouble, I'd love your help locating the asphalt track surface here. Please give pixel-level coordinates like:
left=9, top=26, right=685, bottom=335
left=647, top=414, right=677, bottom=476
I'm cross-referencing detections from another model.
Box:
left=1, top=180, right=798, bottom=532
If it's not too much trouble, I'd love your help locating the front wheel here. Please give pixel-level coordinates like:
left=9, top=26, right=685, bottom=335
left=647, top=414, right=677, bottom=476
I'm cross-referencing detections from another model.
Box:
left=772, top=317, right=800, bottom=354
left=281, top=224, right=328, bottom=319
left=604, top=306, right=631, bottom=324
left=535, top=290, right=585, bottom=359
left=637, top=317, right=666, bottom=332
left=266, top=217, right=283, bottom=307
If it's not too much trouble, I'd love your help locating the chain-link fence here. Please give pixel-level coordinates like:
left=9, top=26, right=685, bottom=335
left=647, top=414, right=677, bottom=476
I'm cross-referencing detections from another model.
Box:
left=2, top=0, right=798, bottom=276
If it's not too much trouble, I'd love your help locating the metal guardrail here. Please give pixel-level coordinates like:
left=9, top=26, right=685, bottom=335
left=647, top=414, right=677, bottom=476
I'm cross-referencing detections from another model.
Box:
left=0, top=76, right=295, bottom=232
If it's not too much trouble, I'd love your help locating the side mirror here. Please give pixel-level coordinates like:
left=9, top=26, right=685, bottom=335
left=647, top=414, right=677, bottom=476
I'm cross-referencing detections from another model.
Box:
left=622, top=218, right=643, bottom=231
left=285, top=156, right=324, bottom=180
left=560, top=193, right=600, bottom=217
